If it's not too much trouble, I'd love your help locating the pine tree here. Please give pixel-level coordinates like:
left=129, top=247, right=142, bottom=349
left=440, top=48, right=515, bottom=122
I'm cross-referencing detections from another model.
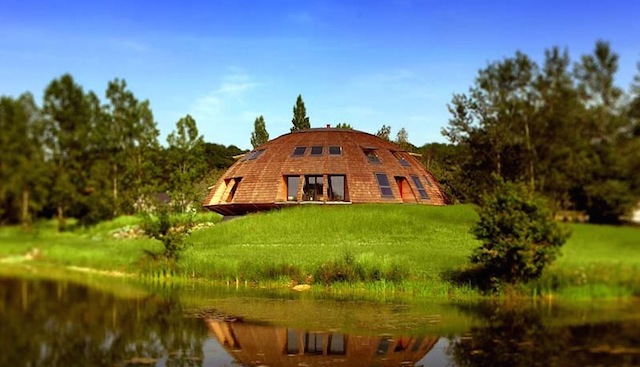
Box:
left=250, top=115, right=269, bottom=148
left=290, top=95, right=310, bottom=131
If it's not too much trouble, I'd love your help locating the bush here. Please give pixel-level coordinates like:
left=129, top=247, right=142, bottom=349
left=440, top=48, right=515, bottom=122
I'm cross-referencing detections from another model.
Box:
left=471, top=180, right=570, bottom=287
left=140, top=206, right=194, bottom=259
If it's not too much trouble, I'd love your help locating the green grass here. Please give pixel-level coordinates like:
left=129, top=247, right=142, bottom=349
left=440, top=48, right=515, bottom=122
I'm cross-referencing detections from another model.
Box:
left=1, top=205, right=639, bottom=300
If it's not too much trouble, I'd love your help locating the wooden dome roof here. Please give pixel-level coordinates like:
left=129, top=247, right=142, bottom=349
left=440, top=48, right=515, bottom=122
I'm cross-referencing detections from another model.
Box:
left=203, top=128, right=448, bottom=216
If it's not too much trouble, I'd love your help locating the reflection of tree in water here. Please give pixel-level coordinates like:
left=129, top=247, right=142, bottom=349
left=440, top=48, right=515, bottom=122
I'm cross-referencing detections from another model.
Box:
left=0, top=277, right=206, bottom=367
left=450, top=302, right=640, bottom=367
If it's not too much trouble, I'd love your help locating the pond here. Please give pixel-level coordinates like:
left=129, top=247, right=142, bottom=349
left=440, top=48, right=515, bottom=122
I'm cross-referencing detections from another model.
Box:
left=1, top=276, right=639, bottom=367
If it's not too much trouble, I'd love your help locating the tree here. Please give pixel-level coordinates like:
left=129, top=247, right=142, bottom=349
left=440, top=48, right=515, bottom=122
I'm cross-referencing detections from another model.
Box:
left=471, top=179, right=569, bottom=287
left=334, top=122, right=353, bottom=129
left=166, top=114, right=206, bottom=212
left=0, top=93, right=49, bottom=227
left=395, top=127, right=409, bottom=149
left=250, top=115, right=269, bottom=148
left=375, top=124, right=391, bottom=141
left=290, top=95, right=310, bottom=131
left=103, top=79, right=160, bottom=215
left=42, top=74, right=95, bottom=230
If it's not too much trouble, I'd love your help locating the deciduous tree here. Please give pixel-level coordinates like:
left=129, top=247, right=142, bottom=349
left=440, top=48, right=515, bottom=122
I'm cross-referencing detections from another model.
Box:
left=250, top=115, right=269, bottom=148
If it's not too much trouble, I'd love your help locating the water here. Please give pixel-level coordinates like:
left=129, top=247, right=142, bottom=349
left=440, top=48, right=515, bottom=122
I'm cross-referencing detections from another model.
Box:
left=1, top=276, right=639, bottom=367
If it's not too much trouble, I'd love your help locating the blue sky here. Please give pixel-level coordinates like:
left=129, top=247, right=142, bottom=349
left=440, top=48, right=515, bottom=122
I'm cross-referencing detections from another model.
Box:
left=1, top=1, right=639, bottom=149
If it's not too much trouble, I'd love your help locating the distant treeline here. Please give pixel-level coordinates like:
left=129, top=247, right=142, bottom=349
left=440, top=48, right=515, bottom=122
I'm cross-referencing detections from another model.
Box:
left=419, top=41, right=640, bottom=224
left=0, top=75, right=244, bottom=229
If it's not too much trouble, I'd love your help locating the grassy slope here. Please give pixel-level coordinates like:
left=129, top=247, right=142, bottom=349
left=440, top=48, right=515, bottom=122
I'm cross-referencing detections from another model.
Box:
left=183, top=205, right=477, bottom=283
left=1, top=205, right=639, bottom=299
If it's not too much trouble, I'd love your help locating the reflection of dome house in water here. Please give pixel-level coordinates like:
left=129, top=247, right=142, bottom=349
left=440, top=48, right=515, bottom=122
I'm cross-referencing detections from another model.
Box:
left=203, top=127, right=448, bottom=215
left=206, top=320, right=439, bottom=367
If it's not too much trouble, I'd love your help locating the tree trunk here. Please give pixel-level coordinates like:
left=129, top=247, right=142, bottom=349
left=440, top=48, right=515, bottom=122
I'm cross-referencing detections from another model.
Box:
left=21, top=188, right=30, bottom=230
left=57, top=204, right=66, bottom=232
left=113, top=162, right=118, bottom=216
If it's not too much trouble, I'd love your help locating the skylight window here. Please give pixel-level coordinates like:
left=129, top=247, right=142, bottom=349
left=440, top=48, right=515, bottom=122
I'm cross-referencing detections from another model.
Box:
left=246, top=149, right=265, bottom=160
left=363, top=148, right=380, bottom=164
left=310, top=146, right=324, bottom=156
left=375, top=173, right=393, bottom=197
left=328, top=146, right=342, bottom=156
left=393, top=152, right=411, bottom=167
left=411, top=175, right=429, bottom=200
left=292, top=146, right=307, bottom=156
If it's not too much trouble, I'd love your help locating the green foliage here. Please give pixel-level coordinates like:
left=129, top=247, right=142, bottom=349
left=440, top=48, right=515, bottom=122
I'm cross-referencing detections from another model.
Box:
left=471, top=180, right=570, bottom=286
left=250, top=115, right=269, bottom=148
left=166, top=114, right=207, bottom=212
left=375, top=124, right=391, bottom=141
left=290, top=94, right=310, bottom=131
left=334, top=122, right=353, bottom=129
left=139, top=206, right=196, bottom=259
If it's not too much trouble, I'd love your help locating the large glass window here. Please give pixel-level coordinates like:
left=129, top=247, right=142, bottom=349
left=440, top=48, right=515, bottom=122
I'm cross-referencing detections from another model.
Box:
left=375, top=173, right=393, bottom=197
left=310, top=146, right=324, bottom=156
left=292, top=146, right=306, bottom=156
left=303, top=175, right=323, bottom=201
left=328, top=175, right=346, bottom=201
left=304, top=332, right=324, bottom=354
left=286, top=176, right=300, bottom=201
left=411, top=175, right=429, bottom=199
left=328, top=333, right=346, bottom=355
left=363, top=148, right=380, bottom=164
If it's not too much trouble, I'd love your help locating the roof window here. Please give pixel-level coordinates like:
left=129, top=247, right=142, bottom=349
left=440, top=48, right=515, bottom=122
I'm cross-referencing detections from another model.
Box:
left=310, top=146, right=324, bottom=156
left=375, top=173, right=393, bottom=197
left=292, top=146, right=307, bottom=157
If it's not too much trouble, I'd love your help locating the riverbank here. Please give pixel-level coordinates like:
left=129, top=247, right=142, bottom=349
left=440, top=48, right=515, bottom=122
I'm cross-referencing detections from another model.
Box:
left=1, top=205, right=639, bottom=300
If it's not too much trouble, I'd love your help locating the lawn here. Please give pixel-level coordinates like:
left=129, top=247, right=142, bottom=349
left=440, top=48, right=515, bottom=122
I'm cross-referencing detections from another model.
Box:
left=1, top=204, right=639, bottom=299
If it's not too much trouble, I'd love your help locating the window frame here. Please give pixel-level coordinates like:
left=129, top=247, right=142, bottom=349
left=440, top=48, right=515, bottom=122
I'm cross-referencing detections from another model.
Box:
left=375, top=173, right=394, bottom=197
left=303, top=175, right=324, bottom=201
left=327, top=174, right=346, bottom=201
left=309, top=146, right=324, bottom=156
left=411, top=175, right=429, bottom=200
left=292, top=146, right=307, bottom=157
left=286, top=175, right=300, bottom=201
left=363, top=147, right=381, bottom=164
left=328, top=146, right=342, bottom=156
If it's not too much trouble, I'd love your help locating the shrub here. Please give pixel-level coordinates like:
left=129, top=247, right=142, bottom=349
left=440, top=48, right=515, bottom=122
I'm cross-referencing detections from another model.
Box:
left=471, top=180, right=570, bottom=287
left=140, top=206, right=194, bottom=259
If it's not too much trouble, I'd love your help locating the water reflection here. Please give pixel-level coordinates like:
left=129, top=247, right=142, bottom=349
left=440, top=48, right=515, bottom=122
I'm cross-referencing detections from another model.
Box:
left=449, top=302, right=640, bottom=367
left=206, top=318, right=438, bottom=366
left=1, top=276, right=639, bottom=367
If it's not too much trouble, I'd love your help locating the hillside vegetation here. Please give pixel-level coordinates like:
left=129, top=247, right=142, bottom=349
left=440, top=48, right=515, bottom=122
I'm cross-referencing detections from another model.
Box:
left=1, top=204, right=639, bottom=299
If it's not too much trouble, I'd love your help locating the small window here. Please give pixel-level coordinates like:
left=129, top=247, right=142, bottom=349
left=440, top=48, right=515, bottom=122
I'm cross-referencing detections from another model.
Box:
left=328, top=333, right=346, bottom=355
left=246, top=149, right=265, bottom=160
left=286, top=176, right=300, bottom=201
left=411, top=175, right=429, bottom=200
left=375, top=173, right=393, bottom=197
left=292, top=146, right=307, bottom=156
left=310, top=146, right=323, bottom=156
left=394, top=152, right=411, bottom=167
left=303, top=175, right=323, bottom=201
left=363, top=148, right=380, bottom=164
left=328, top=146, right=342, bottom=156
left=304, top=332, right=324, bottom=355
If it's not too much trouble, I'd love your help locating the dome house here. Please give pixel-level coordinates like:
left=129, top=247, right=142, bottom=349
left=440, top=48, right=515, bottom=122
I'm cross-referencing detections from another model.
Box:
left=203, top=127, right=448, bottom=216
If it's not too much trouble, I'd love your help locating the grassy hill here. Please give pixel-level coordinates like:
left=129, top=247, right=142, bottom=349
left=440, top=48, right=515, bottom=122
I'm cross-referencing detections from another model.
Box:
left=1, top=204, right=639, bottom=299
